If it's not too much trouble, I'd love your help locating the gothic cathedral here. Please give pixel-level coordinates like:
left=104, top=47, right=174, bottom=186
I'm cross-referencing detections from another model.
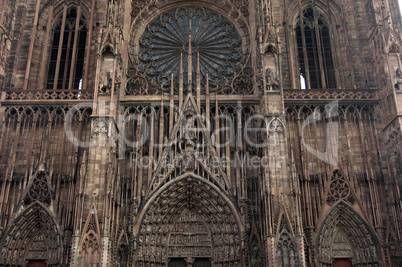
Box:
left=0, top=0, right=401, bottom=266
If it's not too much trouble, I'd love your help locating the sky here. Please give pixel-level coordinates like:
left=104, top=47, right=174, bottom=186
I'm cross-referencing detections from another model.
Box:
left=400, top=0, right=402, bottom=15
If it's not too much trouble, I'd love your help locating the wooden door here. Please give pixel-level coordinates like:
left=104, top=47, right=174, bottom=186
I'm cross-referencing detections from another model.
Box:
left=27, top=261, right=46, bottom=267
left=333, top=258, right=352, bottom=267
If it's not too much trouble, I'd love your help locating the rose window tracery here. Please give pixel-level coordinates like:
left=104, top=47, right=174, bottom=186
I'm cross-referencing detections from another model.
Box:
left=23, top=172, right=52, bottom=207
left=329, top=179, right=349, bottom=199
left=137, top=6, right=245, bottom=93
left=326, top=170, right=355, bottom=205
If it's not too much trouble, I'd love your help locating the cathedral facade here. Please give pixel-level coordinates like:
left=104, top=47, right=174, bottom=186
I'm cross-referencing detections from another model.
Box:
left=0, top=0, right=401, bottom=266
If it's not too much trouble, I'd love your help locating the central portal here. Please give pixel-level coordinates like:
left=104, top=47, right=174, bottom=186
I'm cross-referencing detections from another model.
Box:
left=134, top=175, right=243, bottom=265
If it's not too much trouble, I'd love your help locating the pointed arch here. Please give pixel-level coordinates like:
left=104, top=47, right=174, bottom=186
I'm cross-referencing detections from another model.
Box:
left=294, top=5, right=336, bottom=89
left=0, top=202, right=62, bottom=266
left=148, top=93, right=230, bottom=193
left=316, top=201, right=380, bottom=265
left=115, top=223, right=130, bottom=267
left=276, top=211, right=294, bottom=237
left=79, top=203, right=101, bottom=264
left=268, top=118, right=286, bottom=136
left=134, top=174, right=244, bottom=266
left=275, top=205, right=299, bottom=267
left=249, top=223, right=264, bottom=267
left=46, top=4, right=88, bottom=90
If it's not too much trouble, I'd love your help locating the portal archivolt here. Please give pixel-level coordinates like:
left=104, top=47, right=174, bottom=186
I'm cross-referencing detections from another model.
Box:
left=316, top=201, right=380, bottom=266
left=134, top=174, right=244, bottom=266
left=0, top=202, right=62, bottom=266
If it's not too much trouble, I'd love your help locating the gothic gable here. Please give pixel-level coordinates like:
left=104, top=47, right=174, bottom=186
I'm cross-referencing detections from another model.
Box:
left=22, top=162, right=53, bottom=207
left=149, top=93, right=229, bottom=193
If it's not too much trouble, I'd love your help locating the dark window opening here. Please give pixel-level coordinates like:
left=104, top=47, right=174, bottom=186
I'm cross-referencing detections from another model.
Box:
left=296, top=8, right=336, bottom=89
left=46, top=7, right=87, bottom=89
left=193, top=258, right=211, bottom=267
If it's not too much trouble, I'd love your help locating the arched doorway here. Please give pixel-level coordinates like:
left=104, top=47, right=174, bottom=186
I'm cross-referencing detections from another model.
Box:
left=316, top=201, right=380, bottom=266
left=0, top=202, right=62, bottom=266
left=134, top=174, right=244, bottom=266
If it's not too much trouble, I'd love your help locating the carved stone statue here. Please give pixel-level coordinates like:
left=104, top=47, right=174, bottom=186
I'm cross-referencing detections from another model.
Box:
left=99, top=71, right=112, bottom=94
left=265, top=68, right=279, bottom=90
left=395, top=68, right=402, bottom=90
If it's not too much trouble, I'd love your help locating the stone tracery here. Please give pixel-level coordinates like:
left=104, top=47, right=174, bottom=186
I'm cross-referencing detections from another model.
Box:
left=137, top=6, right=244, bottom=92
left=23, top=165, right=52, bottom=207
left=326, top=170, right=355, bottom=205
left=275, top=231, right=299, bottom=267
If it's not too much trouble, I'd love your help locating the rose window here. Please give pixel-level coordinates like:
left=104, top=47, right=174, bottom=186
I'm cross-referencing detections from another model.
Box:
left=137, top=6, right=245, bottom=93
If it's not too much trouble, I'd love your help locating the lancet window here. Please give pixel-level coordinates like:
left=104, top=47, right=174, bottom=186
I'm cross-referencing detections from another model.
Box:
left=46, top=7, right=87, bottom=89
left=295, top=7, right=336, bottom=89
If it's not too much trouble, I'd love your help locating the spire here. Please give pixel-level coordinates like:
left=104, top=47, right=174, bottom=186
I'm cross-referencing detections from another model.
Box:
left=206, top=71, right=210, bottom=131
left=179, top=52, right=184, bottom=109
left=196, top=51, right=201, bottom=110
left=170, top=71, right=174, bottom=129
left=187, top=19, right=192, bottom=94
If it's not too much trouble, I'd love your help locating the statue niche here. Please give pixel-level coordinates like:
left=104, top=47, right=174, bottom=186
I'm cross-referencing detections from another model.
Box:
left=99, top=46, right=115, bottom=95
left=263, top=44, right=279, bottom=90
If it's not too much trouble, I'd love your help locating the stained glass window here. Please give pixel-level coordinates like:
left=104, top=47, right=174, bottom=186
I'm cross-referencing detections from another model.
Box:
left=138, top=7, right=244, bottom=92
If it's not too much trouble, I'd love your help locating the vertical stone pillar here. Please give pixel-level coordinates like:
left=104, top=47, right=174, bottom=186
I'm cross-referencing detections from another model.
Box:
left=70, top=112, right=118, bottom=266
left=262, top=89, right=306, bottom=266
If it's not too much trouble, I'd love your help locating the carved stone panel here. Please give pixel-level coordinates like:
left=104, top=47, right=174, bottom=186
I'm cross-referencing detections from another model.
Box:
left=168, top=210, right=212, bottom=259
left=332, top=230, right=353, bottom=258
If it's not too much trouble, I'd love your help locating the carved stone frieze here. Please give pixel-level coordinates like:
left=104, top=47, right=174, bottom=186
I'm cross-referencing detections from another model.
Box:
left=284, top=89, right=378, bottom=102
left=168, top=210, right=212, bottom=258
left=2, top=89, right=94, bottom=102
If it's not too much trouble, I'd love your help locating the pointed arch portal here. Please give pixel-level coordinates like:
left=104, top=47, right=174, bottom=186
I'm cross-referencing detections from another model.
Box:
left=316, top=201, right=380, bottom=266
left=134, top=174, right=244, bottom=266
left=0, top=202, right=62, bottom=266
